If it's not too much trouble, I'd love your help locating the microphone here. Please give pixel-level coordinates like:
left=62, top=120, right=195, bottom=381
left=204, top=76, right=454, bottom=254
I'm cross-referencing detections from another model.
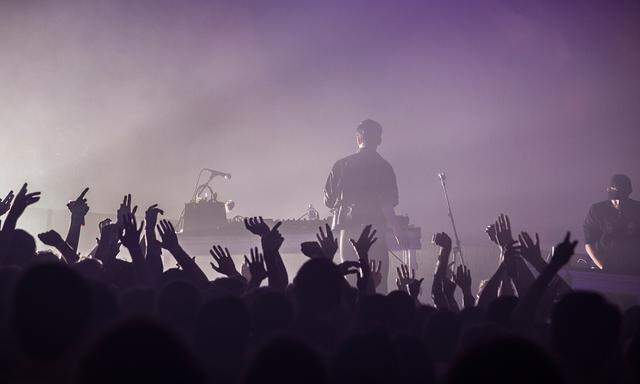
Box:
left=204, top=169, right=232, bottom=180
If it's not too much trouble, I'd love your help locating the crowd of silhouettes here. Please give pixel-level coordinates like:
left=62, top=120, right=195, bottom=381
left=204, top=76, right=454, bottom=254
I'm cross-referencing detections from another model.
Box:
left=0, top=183, right=638, bottom=384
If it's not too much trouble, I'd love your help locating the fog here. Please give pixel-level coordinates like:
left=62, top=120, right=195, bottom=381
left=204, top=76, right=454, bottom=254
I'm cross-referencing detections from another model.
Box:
left=1, top=0, right=639, bottom=251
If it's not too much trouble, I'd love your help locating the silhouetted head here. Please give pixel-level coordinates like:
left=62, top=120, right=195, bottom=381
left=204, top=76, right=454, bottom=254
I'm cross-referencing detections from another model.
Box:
left=354, top=293, right=391, bottom=332
left=87, top=280, right=119, bottom=330
left=3, top=229, right=36, bottom=267
left=195, top=296, right=250, bottom=353
left=76, top=318, right=205, bottom=384
left=293, top=258, right=342, bottom=316
left=12, top=263, right=91, bottom=361
left=421, top=309, right=461, bottom=363
left=73, top=257, right=104, bottom=282
left=332, top=331, right=399, bottom=384
left=248, top=289, right=294, bottom=339
left=34, top=250, right=61, bottom=265
left=551, top=291, right=621, bottom=366
left=0, top=266, right=21, bottom=325
left=120, top=286, right=155, bottom=316
left=195, top=296, right=250, bottom=383
left=448, top=337, right=563, bottom=384
left=206, top=276, right=246, bottom=299
left=157, top=267, right=189, bottom=288
left=356, top=119, right=383, bottom=149
left=387, top=290, right=416, bottom=333
left=392, top=334, right=435, bottom=384
left=622, top=305, right=640, bottom=342
left=607, top=174, right=632, bottom=200
left=156, top=280, right=202, bottom=334
left=244, top=335, right=327, bottom=384
left=486, top=296, right=519, bottom=328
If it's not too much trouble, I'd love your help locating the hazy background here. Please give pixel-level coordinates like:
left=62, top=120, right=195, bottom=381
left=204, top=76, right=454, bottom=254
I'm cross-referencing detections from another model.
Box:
left=1, top=0, right=639, bottom=255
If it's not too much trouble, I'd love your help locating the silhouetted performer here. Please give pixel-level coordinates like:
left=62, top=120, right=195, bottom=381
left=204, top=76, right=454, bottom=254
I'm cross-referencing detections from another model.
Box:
left=324, top=119, right=402, bottom=293
left=584, top=174, right=640, bottom=275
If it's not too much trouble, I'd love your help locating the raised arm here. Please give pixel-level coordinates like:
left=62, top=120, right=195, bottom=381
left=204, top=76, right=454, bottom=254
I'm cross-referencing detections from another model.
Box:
left=492, top=214, right=518, bottom=297
left=1, top=183, right=40, bottom=234
left=244, top=247, right=268, bottom=291
left=209, top=245, right=243, bottom=281
left=144, top=204, right=164, bottom=281
left=38, top=230, right=79, bottom=264
left=476, top=262, right=508, bottom=309
left=349, top=224, right=378, bottom=296
left=119, top=211, right=150, bottom=285
left=0, top=191, right=15, bottom=218
left=157, top=219, right=209, bottom=288
left=245, top=217, right=288, bottom=290
left=396, top=264, right=424, bottom=304
left=65, top=187, right=90, bottom=252
left=511, top=232, right=578, bottom=328
left=431, top=232, right=452, bottom=308
left=519, top=231, right=572, bottom=295
left=0, top=184, right=40, bottom=265
left=454, top=265, right=475, bottom=308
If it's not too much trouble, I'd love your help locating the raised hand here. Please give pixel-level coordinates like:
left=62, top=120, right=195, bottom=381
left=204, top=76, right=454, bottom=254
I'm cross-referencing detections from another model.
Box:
left=337, top=260, right=360, bottom=276
left=316, top=224, right=338, bottom=260
left=396, top=264, right=423, bottom=298
left=396, top=264, right=415, bottom=289
left=38, top=230, right=65, bottom=248
left=453, top=265, right=472, bottom=292
left=209, top=245, right=240, bottom=277
left=0, top=191, right=14, bottom=216
left=99, top=218, right=112, bottom=232
left=300, top=241, right=323, bottom=259
left=349, top=224, right=377, bottom=262
left=119, top=212, right=144, bottom=249
left=261, top=221, right=284, bottom=254
left=485, top=224, right=498, bottom=245
left=157, top=219, right=179, bottom=251
left=241, top=259, right=252, bottom=281
left=442, top=273, right=457, bottom=297
left=244, top=247, right=267, bottom=283
left=244, top=216, right=271, bottom=237
left=67, top=187, right=90, bottom=223
left=8, top=183, right=41, bottom=219
left=549, top=231, right=578, bottom=269
left=145, top=204, right=164, bottom=228
left=494, top=214, right=516, bottom=249
left=94, top=221, right=121, bottom=263
left=370, top=260, right=383, bottom=288
left=432, top=232, right=452, bottom=250
left=518, top=231, right=543, bottom=265
left=117, top=194, right=137, bottom=223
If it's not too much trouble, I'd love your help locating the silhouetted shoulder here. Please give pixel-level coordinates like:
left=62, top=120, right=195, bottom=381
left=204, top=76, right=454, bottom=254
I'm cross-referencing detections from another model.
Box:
left=589, top=200, right=611, bottom=212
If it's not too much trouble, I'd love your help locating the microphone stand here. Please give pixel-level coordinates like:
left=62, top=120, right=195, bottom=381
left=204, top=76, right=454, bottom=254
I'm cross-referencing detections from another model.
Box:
left=438, top=172, right=465, bottom=266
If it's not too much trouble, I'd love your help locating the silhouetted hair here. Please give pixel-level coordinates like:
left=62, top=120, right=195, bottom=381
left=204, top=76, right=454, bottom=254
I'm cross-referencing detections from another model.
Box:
left=76, top=318, right=204, bottom=384
left=448, top=337, right=563, bottom=384
left=12, top=263, right=91, bottom=361
left=356, top=119, right=383, bottom=146
left=244, top=334, right=327, bottom=384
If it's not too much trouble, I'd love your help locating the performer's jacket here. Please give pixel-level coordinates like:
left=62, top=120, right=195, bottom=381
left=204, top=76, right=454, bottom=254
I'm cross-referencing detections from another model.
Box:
left=584, top=198, right=640, bottom=275
left=324, top=147, right=398, bottom=231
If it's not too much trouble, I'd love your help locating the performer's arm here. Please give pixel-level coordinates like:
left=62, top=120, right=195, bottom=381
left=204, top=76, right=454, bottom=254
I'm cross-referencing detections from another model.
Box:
left=381, top=205, right=403, bottom=246
left=381, top=162, right=402, bottom=245
left=323, top=162, right=340, bottom=209
left=585, top=243, right=603, bottom=269
left=583, top=205, right=604, bottom=270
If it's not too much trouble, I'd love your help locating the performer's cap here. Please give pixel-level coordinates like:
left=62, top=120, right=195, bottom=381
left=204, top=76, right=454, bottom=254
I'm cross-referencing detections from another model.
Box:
left=609, top=174, right=632, bottom=195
